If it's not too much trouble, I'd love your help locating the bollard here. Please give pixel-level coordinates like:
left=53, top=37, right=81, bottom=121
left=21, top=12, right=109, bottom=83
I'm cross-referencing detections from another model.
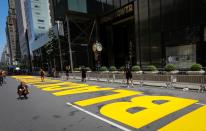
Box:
left=113, top=73, right=115, bottom=83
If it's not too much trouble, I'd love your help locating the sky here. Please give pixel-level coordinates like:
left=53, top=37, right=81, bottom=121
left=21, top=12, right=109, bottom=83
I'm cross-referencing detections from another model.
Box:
left=0, top=0, right=8, bottom=59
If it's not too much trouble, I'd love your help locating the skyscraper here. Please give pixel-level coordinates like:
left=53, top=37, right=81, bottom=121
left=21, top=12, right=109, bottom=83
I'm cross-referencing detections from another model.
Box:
left=25, top=0, right=52, bottom=44
left=6, top=0, right=21, bottom=65
left=0, top=44, right=10, bottom=65
left=15, top=0, right=29, bottom=64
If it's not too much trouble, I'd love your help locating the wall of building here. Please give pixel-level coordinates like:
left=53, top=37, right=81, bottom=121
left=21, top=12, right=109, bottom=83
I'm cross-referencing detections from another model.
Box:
left=15, top=0, right=29, bottom=60
left=134, top=0, right=205, bottom=68
left=50, top=0, right=206, bottom=68
left=6, top=0, right=21, bottom=65
left=31, top=0, right=52, bottom=38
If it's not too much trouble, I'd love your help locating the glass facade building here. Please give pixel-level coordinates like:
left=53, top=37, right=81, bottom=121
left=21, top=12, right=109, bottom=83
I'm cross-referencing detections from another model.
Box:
left=25, top=0, right=52, bottom=43
left=48, top=0, right=206, bottom=69
left=99, top=0, right=206, bottom=68
left=15, top=0, right=29, bottom=63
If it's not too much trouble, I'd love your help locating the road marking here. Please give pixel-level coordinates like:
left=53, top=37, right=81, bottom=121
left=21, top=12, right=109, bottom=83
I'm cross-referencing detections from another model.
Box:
left=66, top=102, right=132, bottom=131
left=100, top=96, right=198, bottom=129
left=42, top=84, right=89, bottom=91
left=53, top=86, right=113, bottom=96
left=196, top=102, right=205, bottom=106
left=75, top=89, right=142, bottom=106
left=158, top=105, right=206, bottom=131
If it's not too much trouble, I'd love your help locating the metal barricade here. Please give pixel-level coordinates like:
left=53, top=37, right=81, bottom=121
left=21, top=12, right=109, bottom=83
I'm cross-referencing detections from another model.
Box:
left=166, top=75, right=176, bottom=88
left=139, top=74, right=144, bottom=87
left=199, top=75, right=206, bottom=93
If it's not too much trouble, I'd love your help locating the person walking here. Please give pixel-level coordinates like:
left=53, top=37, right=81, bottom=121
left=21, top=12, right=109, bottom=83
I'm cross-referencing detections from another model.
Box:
left=65, top=65, right=70, bottom=80
left=40, top=68, right=45, bottom=82
left=125, top=63, right=133, bottom=88
left=2, top=70, right=7, bottom=84
left=52, top=67, right=56, bottom=78
left=0, top=70, right=3, bottom=87
left=81, top=66, right=87, bottom=82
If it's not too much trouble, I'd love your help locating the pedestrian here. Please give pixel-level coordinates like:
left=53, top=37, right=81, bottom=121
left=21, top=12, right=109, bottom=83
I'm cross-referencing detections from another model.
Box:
left=125, top=64, right=133, bottom=88
left=2, top=70, right=7, bottom=84
left=81, top=66, right=87, bottom=82
left=65, top=65, right=70, bottom=80
left=39, top=68, right=45, bottom=82
left=52, top=67, right=56, bottom=78
left=17, top=81, right=29, bottom=99
left=0, top=70, right=3, bottom=86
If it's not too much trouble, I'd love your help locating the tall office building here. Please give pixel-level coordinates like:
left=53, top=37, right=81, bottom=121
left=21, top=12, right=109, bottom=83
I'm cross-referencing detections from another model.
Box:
left=25, top=0, right=52, bottom=44
left=48, top=0, right=135, bottom=68
left=30, top=0, right=206, bottom=69
left=0, top=44, right=10, bottom=65
left=15, top=0, right=29, bottom=64
left=6, top=0, right=21, bottom=65
left=51, top=0, right=206, bottom=68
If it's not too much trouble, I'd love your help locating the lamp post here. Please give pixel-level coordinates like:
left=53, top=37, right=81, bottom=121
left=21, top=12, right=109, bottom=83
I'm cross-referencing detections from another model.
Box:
left=66, top=15, right=74, bottom=72
left=129, top=41, right=133, bottom=65
left=55, top=21, right=63, bottom=72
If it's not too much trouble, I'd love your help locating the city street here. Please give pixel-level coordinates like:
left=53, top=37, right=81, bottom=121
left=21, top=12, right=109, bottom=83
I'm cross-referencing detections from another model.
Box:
left=0, top=76, right=206, bottom=131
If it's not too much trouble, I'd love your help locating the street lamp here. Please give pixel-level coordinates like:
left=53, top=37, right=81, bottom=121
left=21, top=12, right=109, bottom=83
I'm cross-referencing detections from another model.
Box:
left=55, top=21, right=64, bottom=72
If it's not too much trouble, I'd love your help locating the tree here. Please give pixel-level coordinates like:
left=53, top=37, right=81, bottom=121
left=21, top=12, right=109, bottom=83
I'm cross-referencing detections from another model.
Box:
left=45, top=29, right=58, bottom=69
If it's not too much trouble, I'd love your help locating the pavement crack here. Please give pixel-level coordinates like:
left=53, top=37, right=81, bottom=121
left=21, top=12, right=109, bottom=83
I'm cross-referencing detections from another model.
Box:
left=32, top=115, right=40, bottom=120
left=68, top=110, right=79, bottom=116
left=53, top=114, right=61, bottom=119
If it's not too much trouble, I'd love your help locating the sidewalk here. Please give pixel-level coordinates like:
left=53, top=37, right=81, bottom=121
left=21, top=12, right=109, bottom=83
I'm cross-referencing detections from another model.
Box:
left=60, top=75, right=202, bottom=91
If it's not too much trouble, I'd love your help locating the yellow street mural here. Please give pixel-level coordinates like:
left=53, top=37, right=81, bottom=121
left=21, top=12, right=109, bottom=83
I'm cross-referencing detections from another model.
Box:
left=158, top=105, right=206, bottom=131
left=12, top=76, right=206, bottom=131
left=100, top=96, right=197, bottom=129
left=75, top=89, right=142, bottom=107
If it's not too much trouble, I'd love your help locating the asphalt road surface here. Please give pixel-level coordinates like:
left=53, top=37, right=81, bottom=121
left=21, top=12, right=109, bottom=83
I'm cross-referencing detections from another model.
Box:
left=0, top=76, right=206, bottom=131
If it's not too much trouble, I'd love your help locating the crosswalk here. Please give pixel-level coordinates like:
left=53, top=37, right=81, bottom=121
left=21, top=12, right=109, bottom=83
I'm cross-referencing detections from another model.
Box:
left=12, top=75, right=206, bottom=131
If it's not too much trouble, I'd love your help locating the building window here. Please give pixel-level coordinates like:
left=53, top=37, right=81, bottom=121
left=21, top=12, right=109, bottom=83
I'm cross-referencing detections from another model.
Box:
left=68, top=0, right=87, bottom=13
left=38, top=26, right=45, bottom=29
left=38, top=19, right=44, bottom=22
left=35, top=12, right=40, bottom=15
left=34, top=5, right=40, bottom=8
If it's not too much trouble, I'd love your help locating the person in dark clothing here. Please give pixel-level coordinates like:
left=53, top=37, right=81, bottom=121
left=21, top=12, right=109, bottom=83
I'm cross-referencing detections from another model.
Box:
left=52, top=68, right=56, bottom=78
left=81, top=66, right=87, bottom=82
left=0, top=70, right=3, bottom=86
left=125, top=64, right=133, bottom=87
left=65, top=65, right=70, bottom=80
left=17, top=81, right=29, bottom=99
